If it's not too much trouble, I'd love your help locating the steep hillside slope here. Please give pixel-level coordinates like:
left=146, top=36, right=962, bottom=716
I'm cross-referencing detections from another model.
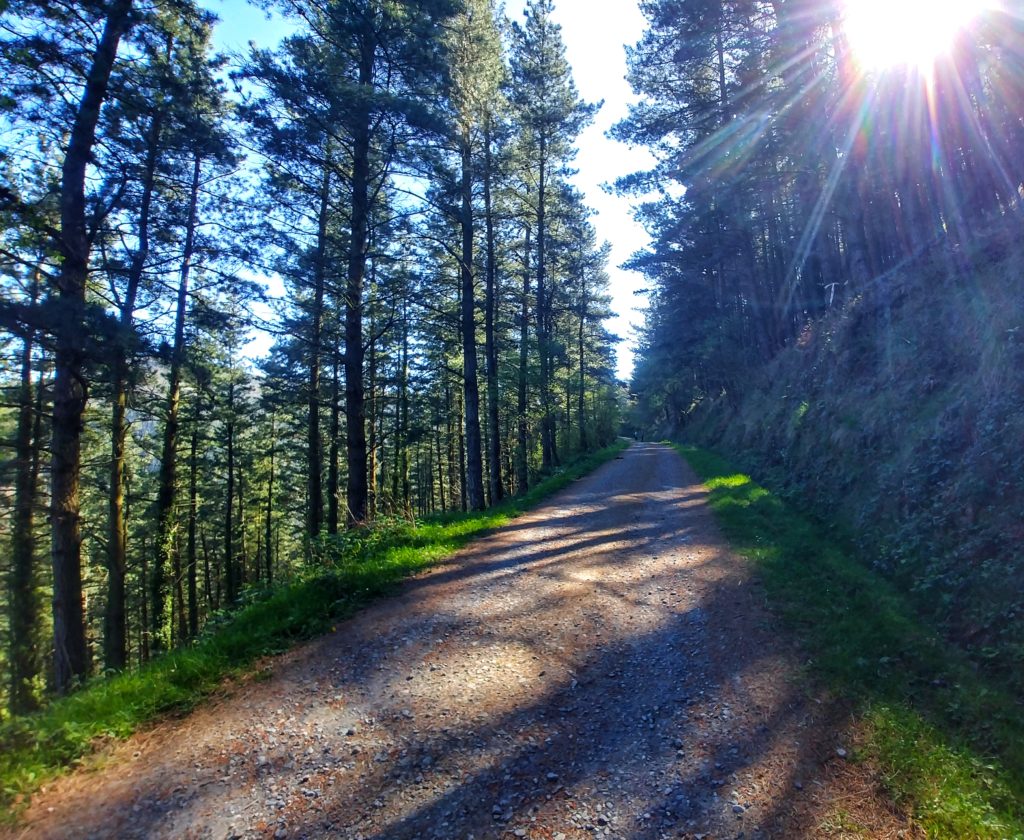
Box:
left=685, top=227, right=1024, bottom=689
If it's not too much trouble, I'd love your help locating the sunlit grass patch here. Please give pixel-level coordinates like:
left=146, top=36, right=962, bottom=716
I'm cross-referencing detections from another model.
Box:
left=0, top=440, right=627, bottom=819
left=705, top=473, right=751, bottom=490
left=676, top=443, right=1024, bottom=839
left=866, top=704, right=1017, bottom=838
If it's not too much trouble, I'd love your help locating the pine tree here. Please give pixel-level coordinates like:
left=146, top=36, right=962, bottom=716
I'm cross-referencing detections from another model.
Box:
left=509, top=0, right=598, bottom=472
left=20, top=0, right=137, bottom=693
left=443, top=0, right=504, bottom=511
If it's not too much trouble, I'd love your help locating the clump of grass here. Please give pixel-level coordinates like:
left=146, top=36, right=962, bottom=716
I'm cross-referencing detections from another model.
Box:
left=0, top=440, right=627, bottom=817
left=677, top=444, right=1024, bottom=839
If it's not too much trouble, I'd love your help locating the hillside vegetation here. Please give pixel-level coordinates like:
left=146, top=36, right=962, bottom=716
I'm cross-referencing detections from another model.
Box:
left=678, top=444, right=1024, bottom=837
left=684, top=226, right=1024, bottom=694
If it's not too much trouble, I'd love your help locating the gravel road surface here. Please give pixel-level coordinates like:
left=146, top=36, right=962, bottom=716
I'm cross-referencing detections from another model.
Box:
left=11, top=443, right=915, bottom=839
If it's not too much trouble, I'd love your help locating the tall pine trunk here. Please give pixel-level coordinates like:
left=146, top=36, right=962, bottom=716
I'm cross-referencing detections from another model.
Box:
left=307, top=163, right=331, bottom=538
left=327, top=351, right=341, bottom=534
left=459, top=140, right=485, bottom=510
left=367, top=274, right=379, bottom=520
left=435, top=423, right=447, bottom=512
left=8, top=300, right=41, bottom=714
left=52, top=0, right=133, bottom=693
left=577, top=274, right=588, bottom=452
left=516, top=226, right=531, bottom=494
left=237, top=461, right=247, bottom=587
left=224, top=382, right=237, bottom=603
left=535, top=142, right=556, bottom=471
left=482, top=121, right=503, bottom=504
left=345, top=44, right=373, bottom=527
left=186, top=413, right=199, bottom=638
left=156, top=153, right=201, bottom=645
left=264, top=414, right=275, bottom=586
left=393, top=302, right=411, bottom=516
left=114, top=108, right=161, bottom=662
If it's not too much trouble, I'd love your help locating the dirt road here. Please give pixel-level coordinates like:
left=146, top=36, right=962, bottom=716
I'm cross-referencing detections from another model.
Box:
left=12, top=443, right=912, bottom=839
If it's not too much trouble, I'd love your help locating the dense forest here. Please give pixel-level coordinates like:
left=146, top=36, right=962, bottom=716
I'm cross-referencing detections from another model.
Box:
left=623, top=0, right=1022, bottom=406
left=622, top=2, right=1024, bottom=689
left=0, top=0, right=623, bottom=715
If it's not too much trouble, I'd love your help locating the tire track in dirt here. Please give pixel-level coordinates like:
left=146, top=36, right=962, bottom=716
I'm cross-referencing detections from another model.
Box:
left=9, top=443, right=915, bottom=839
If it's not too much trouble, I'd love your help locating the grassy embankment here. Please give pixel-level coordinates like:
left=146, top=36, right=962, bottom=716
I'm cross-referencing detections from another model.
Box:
left=0, top=439, right=627, bottom=817
left=683, top=229, right=1024, bottom=694
left=678, top=444, right=1024, bottom=839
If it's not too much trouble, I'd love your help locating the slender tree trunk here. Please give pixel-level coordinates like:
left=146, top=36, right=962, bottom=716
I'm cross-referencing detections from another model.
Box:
left=8, top=298, right=40, bottom=714
left=237, top=460, right=247, bottom=588
left=108, top=318, right=131, bottom=664
left=173, top=534, right=186, bottom=645
left=577, top=275, right=588, bottom=452
left=264, top=414, right=275, bottom=586
left=274, top=529, right=281, bottom=584
left=391, top=400, right=402, bottom=513
left=457, top=393, right=467, bottom=513
left=516, top=227, right=531, bottom=494
left=201, top=528, right=214, bottom=611
left=367, top=280, right=379, bottom=520
left=445, top=383, right=457, bottom=509
left=426, top=445, right=435, bottom=513
left=413, top=449, right=420, bottom=516
left=345, top=44, right=374, bottom=527
left=459, top=139, right=485, bottom=510
left=327, top=351, right=341, bottom=534
left=308, top=163, right=331, bottom=538
left=187, top=415, right=199, bottom=638
left=224, top=383, right=237, bottom=603
left=395, top=303, right=411, bottom=516
left=482, top=121, right=503, bottom=504
left=153, top=152, right=201, bottom=651
left=253, top=515, right=262, bottom=584
left=114, top=109, right=162, bottom=662
left=535, top=141, right=556, bottom=471
left=51, top=0, right=134, bottom=692
left=139, top=545, right=149, bottom=665
left=435, top=425, right=446, bottom=512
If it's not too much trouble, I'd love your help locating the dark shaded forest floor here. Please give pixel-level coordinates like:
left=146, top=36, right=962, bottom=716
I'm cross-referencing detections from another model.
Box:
left=5, top=444, right=915, bottom=839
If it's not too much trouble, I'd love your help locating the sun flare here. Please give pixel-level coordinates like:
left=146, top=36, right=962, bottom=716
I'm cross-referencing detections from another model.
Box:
left=843, top=0, right=987, bottom=72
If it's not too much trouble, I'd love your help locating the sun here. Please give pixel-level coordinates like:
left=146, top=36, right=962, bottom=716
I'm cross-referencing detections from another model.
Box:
left=842, top=0, right=987, bottom=72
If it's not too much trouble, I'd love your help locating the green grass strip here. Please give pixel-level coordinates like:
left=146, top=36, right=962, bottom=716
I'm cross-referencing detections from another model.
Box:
left=676, top=444, right=1024, bottom=840
left=0, top=440, right=628, bottom=818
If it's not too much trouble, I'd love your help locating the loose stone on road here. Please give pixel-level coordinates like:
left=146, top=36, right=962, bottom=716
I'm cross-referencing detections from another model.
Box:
left=12, top=443, right=914, bottom=839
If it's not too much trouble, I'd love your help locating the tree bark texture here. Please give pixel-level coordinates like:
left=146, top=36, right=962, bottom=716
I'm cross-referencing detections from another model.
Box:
left=307, top=163, right=331, bottom=538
